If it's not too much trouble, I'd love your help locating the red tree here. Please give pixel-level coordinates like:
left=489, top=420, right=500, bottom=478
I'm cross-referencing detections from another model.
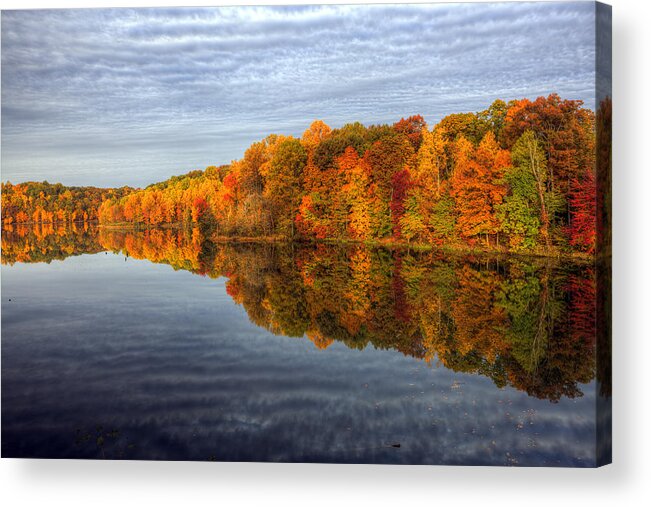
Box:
left=568, top=169, right=596, bottom=253
left=390, top=169, right=412, bottom=239
left=393, top=115, right=427, bottom=151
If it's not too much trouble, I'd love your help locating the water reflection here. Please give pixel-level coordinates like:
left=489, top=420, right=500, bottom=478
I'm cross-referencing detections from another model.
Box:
left=1, top=225, right=609, bottom=465
left=2, top=224, right=603, bottom=402
left=1, top=222, right=101, bottom=264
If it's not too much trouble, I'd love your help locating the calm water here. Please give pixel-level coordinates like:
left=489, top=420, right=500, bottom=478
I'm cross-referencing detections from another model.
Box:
left=1, top=225, right=608, bottom=465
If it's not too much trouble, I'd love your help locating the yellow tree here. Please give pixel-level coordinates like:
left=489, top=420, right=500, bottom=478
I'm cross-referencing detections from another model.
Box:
left=451, top=132, right=509, bottom=245
left=301, top=120, right=332, bottom=157
left=338, top=147, right=372, bottom=239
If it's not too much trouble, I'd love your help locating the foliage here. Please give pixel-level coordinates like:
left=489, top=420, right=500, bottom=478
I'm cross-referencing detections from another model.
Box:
left=1, top=181, right=133, bottom=225
left=2, top=94, right=604, bottom=255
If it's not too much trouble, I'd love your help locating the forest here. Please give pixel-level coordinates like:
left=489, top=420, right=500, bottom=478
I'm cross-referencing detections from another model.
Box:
left=0, top=181, right=133, bottom=225
left=1, top=94, right=611, bottom=256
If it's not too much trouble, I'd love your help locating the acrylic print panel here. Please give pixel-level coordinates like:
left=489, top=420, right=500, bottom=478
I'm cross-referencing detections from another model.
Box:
left=0, top=2, right=611, bottom=466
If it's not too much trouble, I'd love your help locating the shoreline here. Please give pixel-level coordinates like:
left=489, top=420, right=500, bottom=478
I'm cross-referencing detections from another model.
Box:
left=103, top=224, right=595, bottom=262
left=5, top=221, right=597, bottom=262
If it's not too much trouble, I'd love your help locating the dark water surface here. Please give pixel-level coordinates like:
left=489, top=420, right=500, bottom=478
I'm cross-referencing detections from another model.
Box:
left=1, top=225, right=606, bottom=465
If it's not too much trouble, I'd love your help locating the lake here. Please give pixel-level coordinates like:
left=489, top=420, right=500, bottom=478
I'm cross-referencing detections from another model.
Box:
left=1, top=224, right=609, bottom=465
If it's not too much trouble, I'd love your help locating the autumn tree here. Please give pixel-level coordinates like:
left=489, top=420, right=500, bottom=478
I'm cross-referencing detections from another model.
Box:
left=502, top=94, right=595, bottom=227
left=6, top=96, right=598, bottom=255
left=390, top=168, right=412, bottom=239
left=450, top=132, right=509, bottom=245
left=508, top=130, right=558, bottom=251
left=497, top=131, right=545, bottom=251
left=365, top=134, right=415, bottom=238
left=337, top=147, right=373, bottom=239
left=263, top=138, right=307, bottom=237
left=399, top=125, right=456, bottom=243
left=568, top=167, right=597, bottom=253
left=414, top=126, right=447, bottom=198
left=238, top=141, right=268, bottom=196
left=393, top=114, right=427, bottom=152
left=301, top=120, right=332, bottom=156
left=1, top=181, right=134, bottom=226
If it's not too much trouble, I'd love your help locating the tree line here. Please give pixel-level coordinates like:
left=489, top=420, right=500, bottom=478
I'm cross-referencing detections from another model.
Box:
left=1, top=181, right=133, bottom=225
left=2, top=94, right=610, bottom=255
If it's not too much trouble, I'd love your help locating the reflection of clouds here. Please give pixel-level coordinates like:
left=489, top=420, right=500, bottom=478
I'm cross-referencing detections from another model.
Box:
left=2, top=253, right=597, bottom=465
left=2, top=3, right=596, bottom=187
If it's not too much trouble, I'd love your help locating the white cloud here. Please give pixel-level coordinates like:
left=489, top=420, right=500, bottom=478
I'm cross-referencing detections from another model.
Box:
left=1, top=3, right=596, bottom=187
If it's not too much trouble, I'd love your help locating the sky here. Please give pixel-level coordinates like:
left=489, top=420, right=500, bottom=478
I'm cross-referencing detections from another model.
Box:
left=1, top=2, right=597, bottom=188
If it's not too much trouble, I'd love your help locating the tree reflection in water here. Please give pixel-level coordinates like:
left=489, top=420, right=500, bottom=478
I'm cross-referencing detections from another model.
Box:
left=2, top=224, right=606, bottom=402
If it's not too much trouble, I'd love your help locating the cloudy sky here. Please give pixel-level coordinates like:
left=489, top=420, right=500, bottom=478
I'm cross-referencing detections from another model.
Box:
left=1, top=2, right=597, bottom=188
